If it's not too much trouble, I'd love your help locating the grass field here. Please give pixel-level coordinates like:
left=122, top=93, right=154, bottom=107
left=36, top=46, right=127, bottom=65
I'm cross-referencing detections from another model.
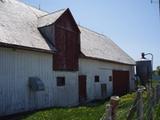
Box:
left=14, top=101, right=106, bottom=120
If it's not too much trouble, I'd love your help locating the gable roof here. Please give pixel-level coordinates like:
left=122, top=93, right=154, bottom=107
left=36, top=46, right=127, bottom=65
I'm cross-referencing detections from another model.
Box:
left=38, top=8, right=80, bottom=32
left=38, top=9, right=66, bottom=28
left=0, top=0, right=55, bottom=52
left=0, top=0, right=135, bottom=65
left=79, top=26, right=135, bottom=65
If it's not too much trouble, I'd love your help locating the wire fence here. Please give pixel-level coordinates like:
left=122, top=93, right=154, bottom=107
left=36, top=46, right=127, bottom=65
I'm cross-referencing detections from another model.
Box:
left=100, top=82, right=160, bottom=120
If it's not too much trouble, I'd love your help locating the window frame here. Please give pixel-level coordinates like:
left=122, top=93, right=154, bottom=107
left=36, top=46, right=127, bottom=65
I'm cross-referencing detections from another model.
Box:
left=94, top=75, right=100, bottom=82
left=57, top=77, right=65, bottom=86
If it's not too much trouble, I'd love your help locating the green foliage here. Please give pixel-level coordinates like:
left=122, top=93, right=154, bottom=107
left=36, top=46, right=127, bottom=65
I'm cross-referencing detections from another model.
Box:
left=117, top=93, right=136, bottom=120
left=21, top=101, right=106, bottom=120
left=154, top=66, right=160, bottom=76
left=154, top=103, right=160, bottom=120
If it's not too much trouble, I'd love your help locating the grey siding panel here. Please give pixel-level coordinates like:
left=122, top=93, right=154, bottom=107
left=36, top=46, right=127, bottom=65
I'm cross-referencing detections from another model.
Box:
left=0, top=47, right=78, bottom=116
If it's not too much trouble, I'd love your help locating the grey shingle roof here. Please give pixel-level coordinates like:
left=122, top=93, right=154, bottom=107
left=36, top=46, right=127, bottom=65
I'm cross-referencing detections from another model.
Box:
left=0, top=0, right=54, bottom=52
left=38, top=9, right=66, bottom=28
left=79, top=26, right=135, bottom=65
left=0, top=0, right=135, bottom=65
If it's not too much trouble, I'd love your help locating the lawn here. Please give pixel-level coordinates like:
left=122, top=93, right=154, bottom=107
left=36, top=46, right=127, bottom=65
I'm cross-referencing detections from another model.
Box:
left=15, top=101, right=106, bottom=120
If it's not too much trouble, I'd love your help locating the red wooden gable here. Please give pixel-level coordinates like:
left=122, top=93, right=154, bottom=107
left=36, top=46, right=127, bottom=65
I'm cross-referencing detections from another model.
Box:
left=53, top=9, right=80, bottom=71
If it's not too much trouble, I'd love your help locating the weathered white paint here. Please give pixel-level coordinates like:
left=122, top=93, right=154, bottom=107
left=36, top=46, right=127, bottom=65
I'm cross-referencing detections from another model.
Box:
left=0, top=47, right=135, bottom=116
left=0, top=47, right=78, bottom=116
left=79, top=58, right=135, bottom=101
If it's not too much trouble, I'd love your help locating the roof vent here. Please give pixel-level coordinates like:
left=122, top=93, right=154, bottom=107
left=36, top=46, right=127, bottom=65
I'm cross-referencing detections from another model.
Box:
left=28, top=77, right=45, bottom=91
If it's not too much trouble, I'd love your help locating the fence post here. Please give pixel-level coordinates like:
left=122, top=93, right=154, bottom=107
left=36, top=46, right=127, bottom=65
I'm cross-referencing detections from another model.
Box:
left=137, top=89, right=143, bottom=120
left=110, top=96, right=120, bottom=120
left=105, top=104, right=112, bottom=120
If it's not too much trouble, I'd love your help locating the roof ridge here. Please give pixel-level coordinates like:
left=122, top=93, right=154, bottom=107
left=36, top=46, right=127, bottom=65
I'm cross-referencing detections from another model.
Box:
left=38, top=8, right=67, bottom=18
left=15, top=0, right=48, bottom=13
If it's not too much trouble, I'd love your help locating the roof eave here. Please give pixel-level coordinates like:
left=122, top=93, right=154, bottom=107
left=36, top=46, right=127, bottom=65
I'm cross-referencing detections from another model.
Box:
left=0, top=42, right=55, bottom=54
left=80, top=55, right=135, bottom=66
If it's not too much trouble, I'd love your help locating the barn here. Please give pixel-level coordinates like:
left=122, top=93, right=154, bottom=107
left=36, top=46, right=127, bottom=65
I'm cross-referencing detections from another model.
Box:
left=0, top=0, right=135, bottom=116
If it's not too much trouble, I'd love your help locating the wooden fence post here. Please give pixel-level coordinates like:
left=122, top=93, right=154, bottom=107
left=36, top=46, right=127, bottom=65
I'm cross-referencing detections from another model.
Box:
left=110, top=96, right=120, bottom=120
left=105, top=104, right=112, bottom=120
left=137, top=89, right=143, bottom=120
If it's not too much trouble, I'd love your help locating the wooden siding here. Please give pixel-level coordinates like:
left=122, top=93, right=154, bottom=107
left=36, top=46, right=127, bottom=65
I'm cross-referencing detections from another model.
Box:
left=78, top=75, right=87, bottom=103
left=53, top=10, right=80, bottom=71
left=0, top=47, right=78, bottom=116
left=112, top=70, right=130, bottom=96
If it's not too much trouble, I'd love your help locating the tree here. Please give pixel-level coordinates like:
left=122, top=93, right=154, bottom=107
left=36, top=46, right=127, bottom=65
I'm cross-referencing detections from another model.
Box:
left=157, top=66, right=160, bottom=75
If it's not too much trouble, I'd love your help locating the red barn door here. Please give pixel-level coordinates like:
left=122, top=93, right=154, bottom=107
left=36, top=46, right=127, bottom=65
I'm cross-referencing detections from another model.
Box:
left=113, top=70, right=129, bottom=96
left=78, top=75, right=87, bottom=103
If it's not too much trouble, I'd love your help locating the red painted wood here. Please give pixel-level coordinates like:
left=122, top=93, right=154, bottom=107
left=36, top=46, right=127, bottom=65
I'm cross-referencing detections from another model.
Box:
left=78, top=75, right=87, bottom=103
left=53, top=10, right=80, bottom=71
left=53, top=27, right=66, bottom=69
left=112, top=70, right=129, bottom=96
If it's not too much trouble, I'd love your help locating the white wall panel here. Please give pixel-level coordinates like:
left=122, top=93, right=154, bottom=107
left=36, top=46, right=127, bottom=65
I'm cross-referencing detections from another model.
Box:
left=79, top=58, right=135, bottom=101
left=0, top=47, right=78, bottom=116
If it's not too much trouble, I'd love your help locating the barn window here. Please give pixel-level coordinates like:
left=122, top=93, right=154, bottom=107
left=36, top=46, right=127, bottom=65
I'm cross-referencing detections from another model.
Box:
left=95, top=76, right=99, bottom=82
left=28, top=77, right=45, bottom=91
left=109, top=76, right=112, bottom=82
left=57, top=77, right=65, bottom=86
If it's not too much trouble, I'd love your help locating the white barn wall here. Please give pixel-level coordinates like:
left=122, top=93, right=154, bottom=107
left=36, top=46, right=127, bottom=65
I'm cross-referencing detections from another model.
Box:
left=0, top=47, right=78, bottom=116
left=53, top=71, right=78, bottom=107
left=0, top=47, right=134, bottom=116
left=79, top=58, right=135, bottom=101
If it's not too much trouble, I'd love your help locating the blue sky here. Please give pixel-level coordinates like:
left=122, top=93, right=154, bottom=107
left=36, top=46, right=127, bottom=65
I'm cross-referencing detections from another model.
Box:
left=22, top=0, right=160, bottom=69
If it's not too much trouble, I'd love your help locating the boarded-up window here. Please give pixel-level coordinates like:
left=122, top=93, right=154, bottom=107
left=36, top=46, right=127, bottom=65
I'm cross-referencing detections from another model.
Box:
left=95, top=76, right=99, bottom=82
left=57, top=77, right=65, bottom=86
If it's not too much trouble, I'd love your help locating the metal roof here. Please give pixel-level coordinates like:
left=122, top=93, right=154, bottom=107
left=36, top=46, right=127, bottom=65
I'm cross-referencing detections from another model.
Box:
left=0, top=0, right=135, bottom=65
left=79, top=26, right=135, bottom=65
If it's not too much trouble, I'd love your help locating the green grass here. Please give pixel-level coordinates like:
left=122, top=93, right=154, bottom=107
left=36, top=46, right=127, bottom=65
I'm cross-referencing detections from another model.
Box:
left=117, top=92, right=136, bottom=120
left=19, top=101, right=106, bottom=120
left=154, top=103, right=160, bottom=120
left=152, top=79, right=160, bottom=87
left=16, top=93, right=137, bottom=120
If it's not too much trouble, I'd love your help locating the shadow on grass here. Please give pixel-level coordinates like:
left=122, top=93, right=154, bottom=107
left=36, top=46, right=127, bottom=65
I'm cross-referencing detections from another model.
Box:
left=0, top=99, right=107, bottom=120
